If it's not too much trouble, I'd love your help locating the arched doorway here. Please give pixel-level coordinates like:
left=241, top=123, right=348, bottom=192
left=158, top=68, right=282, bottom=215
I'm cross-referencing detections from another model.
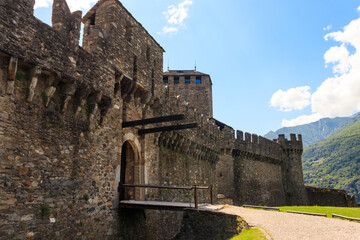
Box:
left=120, top=141, right=139, bottom=200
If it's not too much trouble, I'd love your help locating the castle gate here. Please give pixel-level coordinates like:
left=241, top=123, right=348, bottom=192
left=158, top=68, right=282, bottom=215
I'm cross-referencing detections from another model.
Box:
left=120, top=140, right=141, bottom=200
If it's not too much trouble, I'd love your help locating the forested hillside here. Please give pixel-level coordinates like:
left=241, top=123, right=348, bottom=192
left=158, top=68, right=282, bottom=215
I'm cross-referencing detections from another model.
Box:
left=302, top=115, right=360, bottom=203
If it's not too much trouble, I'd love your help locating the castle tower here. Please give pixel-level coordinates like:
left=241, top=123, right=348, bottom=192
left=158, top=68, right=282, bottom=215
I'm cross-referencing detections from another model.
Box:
left=163, top=70, right=213, bottom=119
left=82, top=0, right=165, bottom=98
left=278, top=134, right=309, bottom=205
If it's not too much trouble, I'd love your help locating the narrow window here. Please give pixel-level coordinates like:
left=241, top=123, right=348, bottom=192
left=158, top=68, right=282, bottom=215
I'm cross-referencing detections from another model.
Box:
left=151, top=69, right=155, bottom=95
left=114, top=82, right=120, bottom=96
left=146, top=46, right=151, bottom=62
left=90, top=13, right=96, bottom=25
left=174, top=77, right=179, bottom=84
left=125, top=21, right=133, bottom=42
left=196, top=76, right=202, bottom=84
left=163, top=76, right=168, bottom=84
left=133, top=55, right=137, bottom=79
left=185, top=76, right=190, bottom=84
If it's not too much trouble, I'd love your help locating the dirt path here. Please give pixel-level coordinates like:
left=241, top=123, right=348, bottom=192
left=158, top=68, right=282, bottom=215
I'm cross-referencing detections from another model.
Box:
left=219, top=206, right=360, bottom=240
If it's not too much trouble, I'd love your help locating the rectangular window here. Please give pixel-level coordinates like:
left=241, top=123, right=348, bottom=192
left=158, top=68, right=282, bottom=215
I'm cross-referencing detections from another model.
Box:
left=133, top=55, right=137, bottom=79
left=90, top=13, right=96, bottom=25
left=174, top=77, right=179, bottom=84
left=196, top=76, right=202, bottom=84
left=163, top=76, right=168, bottom=84
left=185, top=76, right=190, bottom=84
left=146, top=46, right=151, bottom=62
left=125, top=21, right=133, bottom=42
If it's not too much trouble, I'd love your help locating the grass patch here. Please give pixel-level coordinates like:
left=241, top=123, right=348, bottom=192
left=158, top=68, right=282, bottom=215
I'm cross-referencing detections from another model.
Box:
left=40, top=204, right=52, bottom=218
left=230, top=228, right=267, bottom=240
left=278, top=206, right=360, bottom=219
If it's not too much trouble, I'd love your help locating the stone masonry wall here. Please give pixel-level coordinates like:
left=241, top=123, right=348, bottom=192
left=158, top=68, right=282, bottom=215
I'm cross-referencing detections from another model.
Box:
left=0, top=1, right=222, bottom=239
left=216, top=127, right=308, bottom=207
left=279, top=134, right=309, bottom=206
left=306, top=186, right=357, bottom=207
left=216, top=150, right=235, bottom=199
left=174, top=209, right=249, bottom=240
left=0, top=61, right=121, bottom=239
left=233, top=157, right=287, bottom=206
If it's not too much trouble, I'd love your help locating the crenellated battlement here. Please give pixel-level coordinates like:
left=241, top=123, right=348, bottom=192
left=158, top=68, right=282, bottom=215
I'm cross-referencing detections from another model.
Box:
left=213, top=121, right=303, bottom=163
left=276, top=133, right=303, bottom=153
left=233, top=131, right=283, bottom=164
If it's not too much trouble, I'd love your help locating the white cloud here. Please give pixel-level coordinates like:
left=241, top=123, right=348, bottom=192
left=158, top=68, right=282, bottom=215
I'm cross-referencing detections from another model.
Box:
left=161, top=0, right=193, bottom=35
left=277, top=9, right=360, bottom=127
left=164, top=0, right=193, bottom=25
left=158, top=26, right=179, bottom=35
left=35, top=0, right=97, bottom=12
left=323, top=25, right=332, bottom=31
left=282, top=113, right=322, bottom=127
left=270, top=86, right=311, bottom=112
left=35, top=0, right=51, bottom=9
left=66, top=0, right=97, bottom=12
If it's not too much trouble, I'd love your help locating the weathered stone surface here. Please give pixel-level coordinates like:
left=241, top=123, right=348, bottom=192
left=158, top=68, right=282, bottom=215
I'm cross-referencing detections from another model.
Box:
left=306, top=186, right=357, bottom=207
left=174, top=209, right=249, bottom=240
left=8, top=214, right=20, bottom=222
left=0, top=0, right=345, bottom=239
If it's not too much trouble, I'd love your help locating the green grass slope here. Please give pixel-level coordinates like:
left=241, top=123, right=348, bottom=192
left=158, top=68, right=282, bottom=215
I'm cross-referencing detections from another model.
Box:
left=265, top=117, right=351, bottom=147
left=302, top=115, right=360, bottom=203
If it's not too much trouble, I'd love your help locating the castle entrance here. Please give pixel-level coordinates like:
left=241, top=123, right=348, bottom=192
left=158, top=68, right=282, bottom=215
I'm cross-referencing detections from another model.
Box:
left=120, top=141, right=140, bottom=200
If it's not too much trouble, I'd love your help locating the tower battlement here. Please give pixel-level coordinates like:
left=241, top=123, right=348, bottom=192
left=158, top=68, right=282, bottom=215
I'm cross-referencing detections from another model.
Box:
left=276, top=134, right=303, bottom=152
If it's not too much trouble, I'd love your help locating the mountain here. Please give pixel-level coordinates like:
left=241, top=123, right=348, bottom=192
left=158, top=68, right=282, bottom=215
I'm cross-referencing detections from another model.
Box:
left=264, top=117, right=352, bottom=147
left=302, top=115, right=360, bottom=203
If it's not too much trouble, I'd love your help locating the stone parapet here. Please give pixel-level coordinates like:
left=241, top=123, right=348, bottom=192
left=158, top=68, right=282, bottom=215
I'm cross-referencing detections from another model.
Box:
left=234, top=131, right=283, bottom=164
left=306, top=186, right=357, bottom=207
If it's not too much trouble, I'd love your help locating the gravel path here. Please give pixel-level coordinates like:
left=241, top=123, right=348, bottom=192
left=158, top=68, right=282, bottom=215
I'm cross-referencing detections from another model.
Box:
left=219, top=206, right=360, bottom=240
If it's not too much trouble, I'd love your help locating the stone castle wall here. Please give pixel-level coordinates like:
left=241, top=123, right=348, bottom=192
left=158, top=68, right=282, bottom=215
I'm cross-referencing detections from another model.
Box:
left=233, top=157, right=286, bottom=206
left=216, top=126, right=308, bottom=206
left=232, top=131, right=287, bottom=206
left=1, top=0, right=346, bottom=239
left=0, top=1, right=221, bottom=239
left=306, top=186, right=357, bottom=207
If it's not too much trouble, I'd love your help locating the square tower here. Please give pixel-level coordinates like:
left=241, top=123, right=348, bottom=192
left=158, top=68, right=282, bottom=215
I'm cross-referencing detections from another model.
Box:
left=163, top=70, right=213, bottom=119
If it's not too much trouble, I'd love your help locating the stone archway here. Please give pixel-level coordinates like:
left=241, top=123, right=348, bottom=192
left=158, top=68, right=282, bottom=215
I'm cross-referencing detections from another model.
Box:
left=119, top=136, right=143, bottom=201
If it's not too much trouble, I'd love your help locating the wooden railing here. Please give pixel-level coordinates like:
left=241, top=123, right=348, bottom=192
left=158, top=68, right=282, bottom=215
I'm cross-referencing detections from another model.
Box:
left=119, top=184, right=214, bottom=208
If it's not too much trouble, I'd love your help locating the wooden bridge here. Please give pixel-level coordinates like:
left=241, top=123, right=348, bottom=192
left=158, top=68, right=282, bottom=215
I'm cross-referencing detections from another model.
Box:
left=119, top=184, right=214, bottom=211
left=119, top=114, right=213, bottom=211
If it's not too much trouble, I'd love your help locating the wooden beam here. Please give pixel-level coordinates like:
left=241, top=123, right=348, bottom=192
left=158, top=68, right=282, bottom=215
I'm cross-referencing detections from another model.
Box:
left=122, top=114, right=185, bottom=128
left=138, top=123, right=198, bottom=135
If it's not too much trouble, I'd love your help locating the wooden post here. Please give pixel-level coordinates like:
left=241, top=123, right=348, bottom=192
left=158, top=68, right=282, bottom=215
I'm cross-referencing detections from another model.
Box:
left=194, top=185, right=198, bottom=209
left=210, top=185, right=213, bottom=205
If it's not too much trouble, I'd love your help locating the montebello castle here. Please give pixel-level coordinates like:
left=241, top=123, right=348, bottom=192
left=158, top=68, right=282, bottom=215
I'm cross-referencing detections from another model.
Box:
left=0, top=0, right=356, bottom=239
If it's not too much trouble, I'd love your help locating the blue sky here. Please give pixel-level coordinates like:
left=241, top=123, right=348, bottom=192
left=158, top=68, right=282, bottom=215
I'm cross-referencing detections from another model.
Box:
left=34, top=0, right=360, bottom=135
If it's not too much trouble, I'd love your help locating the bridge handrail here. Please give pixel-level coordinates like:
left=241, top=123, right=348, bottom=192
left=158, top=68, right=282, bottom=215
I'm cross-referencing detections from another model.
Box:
left=120, top=183, right=213, bottom=208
